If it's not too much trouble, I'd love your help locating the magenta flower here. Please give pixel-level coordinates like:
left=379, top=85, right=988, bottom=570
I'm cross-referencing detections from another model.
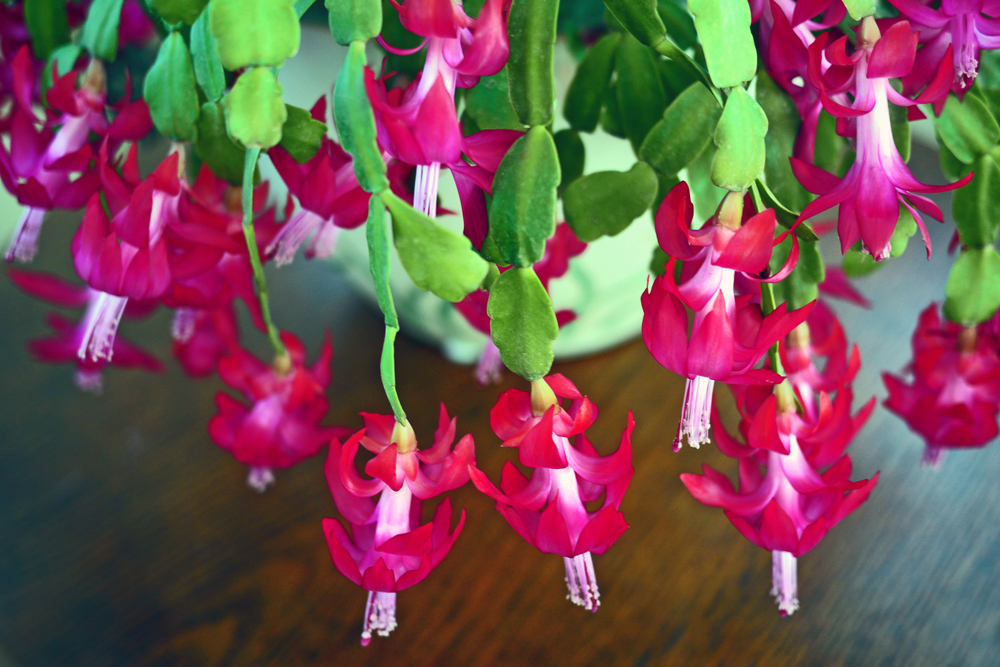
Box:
left=267, top=97, right=413, bottom=265
left=642, top=182, right=812, bottom=449
left=792, top=20, right=972, bottom=261
left=455, top=222, right=586, bottom=384
left=171, top=305, right=240, bottom=378
left=884, top=304, right=1000, bottom=466
left=889, top=0, right=1000, bottom=104
left=8, top=268, right=163, bottom=391
left=367, top=0, right=511, bottom=217
left=469, top=375, right=633, bottom=612
left=682, top=378, right=877, bottom=615
left=323, top=407, right=474, bottom=645
left=1, top=51, right=152, bottom=262
left=208, top=331, right=352, bottom=490
left=71, top=146, right=181, bottom=361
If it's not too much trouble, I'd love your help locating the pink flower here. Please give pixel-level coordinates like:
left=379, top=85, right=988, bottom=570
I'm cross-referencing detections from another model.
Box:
left=171, top=305, right=240, bottom=378
left=792, top=20, right=972, bottom=261
left=642, top=182, right=811, bottom=449
left=455, top=222, right=586, bottom=384
left=208, top=331, right=352, bottom=490
left=8, top=268, right=162, bottom=391
left=469, top=375, right=633, bottom=612
left=323, top=407, right=474, bottom=645
left=267, top=97, right=413, bottom=265
left=682, top=377, right=877, bottom=615
left=889, top=0, right=1000, bottom=104
left=1, top=52, right=152, bottom=262
left=883, top=304, right=1000, bottom=466
left=368, top=0, right=511, bottom=217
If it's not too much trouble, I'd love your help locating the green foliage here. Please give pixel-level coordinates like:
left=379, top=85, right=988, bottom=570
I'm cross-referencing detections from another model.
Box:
left=553, top=129, right=586, bottom=193
left=564, top=32, right=621, bottom=132
left=507, top=0, right=558, bottom=126
left=687, top=0, right=756, bottom=88
left=195, top=101, right=250, bottom=184
left=601, top=0, right=666, bottom=47
left=326, top=0, right=382, bottom=45
left=487, top=267, right=559, bottom=380
left=277, top=105, right=327, bottom=163
left=640, top=82, right=721, bottom=176
left=333, top=42, right=389, bottom=193
left=945, top=246, right=1000, bottom=325
left=756, top=71, right=810, bottom=212
left=225, top=67, right=287, bottom=149
left=383, top=191, right=489, bottom=303
left=465, top=68, right=523, bottom=131
left=190, top=7, right=226, bottom=102
left=144, top=32, right=201, bottom=142
left=563, top=162, right=659, bottom=241
left=615, top=34, right=667, bottom=152
left=952, top=149, right=1000, bottom=248
left=81, top=0, right=126, bottom=61
left=152, top=0, right=209, bottom=25
left=488, top=127, right=560, bottom=267
left=934, top=93, right=1000, bottom=164
left=842, top=0, right=875, bottom=20
left=210, top=0, right=300, bottom=70
left=711, top=86, right=767, bottom=191
left=366, top=196, right=397, bottom=329
left=770, top=237, right=824, bottom=310
left=24, top=0, right=70, bottom=59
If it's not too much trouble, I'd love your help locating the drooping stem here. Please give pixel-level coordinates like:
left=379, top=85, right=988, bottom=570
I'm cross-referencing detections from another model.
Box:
left=241, top=147, right=287, bottom=360
left=368, top=195, right=407, bottom=425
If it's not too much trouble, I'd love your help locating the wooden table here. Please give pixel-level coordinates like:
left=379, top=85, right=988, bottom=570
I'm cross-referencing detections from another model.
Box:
left=3, top=149, right=999, bottom=667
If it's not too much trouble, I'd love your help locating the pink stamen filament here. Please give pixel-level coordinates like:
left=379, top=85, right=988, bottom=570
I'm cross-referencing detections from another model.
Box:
left=77, top=291, right=129, bottom=363
left=266, top=210, right=331, bottom=266
left=564, top=552, right=600, bottom=612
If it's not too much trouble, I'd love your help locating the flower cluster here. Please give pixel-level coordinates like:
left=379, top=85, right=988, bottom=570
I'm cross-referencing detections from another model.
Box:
left=682, top=304, right=877, bottom=615
left=884, top=304, right=1000, bottom=466
left=642, top=182, right=811, bottom=450
left=469, top=374, right=634, bottom=611
left=323, top=408, right=474, bottom=644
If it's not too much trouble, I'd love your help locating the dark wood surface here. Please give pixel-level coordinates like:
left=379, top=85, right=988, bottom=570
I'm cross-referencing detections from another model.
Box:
left=3, top=150, right=1000, bottom=667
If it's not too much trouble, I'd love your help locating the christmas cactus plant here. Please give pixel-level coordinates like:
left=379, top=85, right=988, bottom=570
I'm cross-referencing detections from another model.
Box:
left=4, top=0, right=1000, bottom=645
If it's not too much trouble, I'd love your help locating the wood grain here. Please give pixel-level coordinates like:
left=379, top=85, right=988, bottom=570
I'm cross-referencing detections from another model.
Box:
left=2, top=147, right=1000, bottom=667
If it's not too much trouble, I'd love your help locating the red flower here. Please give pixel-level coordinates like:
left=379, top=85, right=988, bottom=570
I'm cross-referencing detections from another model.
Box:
left=469, top=375, right=633, bottom=612
left=208, top=331, right=351, bottom=490
left=642, top=182, right=810, bottom=449
left=323, top=407, right=474, bottom=644
left=883, top=304, right=1000, bottom=465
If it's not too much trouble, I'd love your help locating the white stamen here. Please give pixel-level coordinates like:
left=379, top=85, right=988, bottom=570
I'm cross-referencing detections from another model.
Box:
left=770, top=550, right=799, bottom=617
left=674, top=376, right=715, bottom=451
left=414, top=162, right=442, bottom=218
left=76, top=291, right=129, bottom=363
left=361, top=591, right=398, bottom=646
left=5, top=207, right=47, bottom=263
left=921, top=445, right=945, bottom=470
left=564, top=553, right=601, bottom=612
left=172, top=308, right=197, bottom=343
left=246, top=466, right=275, bottom=492
left=265, top=210, right=331, bottom=266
